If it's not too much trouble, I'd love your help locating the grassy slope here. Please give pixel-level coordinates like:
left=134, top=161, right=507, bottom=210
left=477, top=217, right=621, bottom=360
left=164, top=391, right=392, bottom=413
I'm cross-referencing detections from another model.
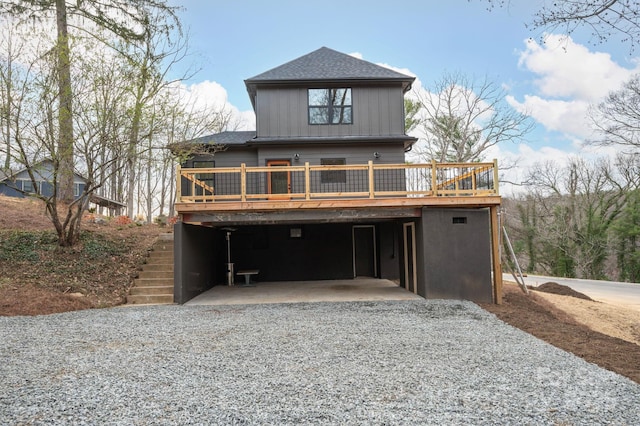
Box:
left=0, top=195, right=164, bottom=315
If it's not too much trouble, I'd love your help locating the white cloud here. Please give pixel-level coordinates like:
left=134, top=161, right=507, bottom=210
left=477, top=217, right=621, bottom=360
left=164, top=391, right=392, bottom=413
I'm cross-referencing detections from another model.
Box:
left=509, top=34, right=640, bottom=142
left=506, top=94, right=594, bottom=138
left=519, top=34, right=638, bottom=100
left=180, top=80, right=229, bottom=110
left=176, top=80, right=255, bottom=131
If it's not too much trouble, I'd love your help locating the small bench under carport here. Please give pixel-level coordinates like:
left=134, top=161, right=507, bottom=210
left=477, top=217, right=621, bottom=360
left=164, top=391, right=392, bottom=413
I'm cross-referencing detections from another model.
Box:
left=236, top=269, right=259, bottom=286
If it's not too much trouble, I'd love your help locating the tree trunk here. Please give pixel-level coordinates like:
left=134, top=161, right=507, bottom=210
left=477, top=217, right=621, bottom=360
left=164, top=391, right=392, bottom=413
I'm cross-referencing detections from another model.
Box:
left=2, top=51, right=11, bottom=170
left=55, top=0, right=75, bottom=203
left=127, top=155, right=137, bottom=219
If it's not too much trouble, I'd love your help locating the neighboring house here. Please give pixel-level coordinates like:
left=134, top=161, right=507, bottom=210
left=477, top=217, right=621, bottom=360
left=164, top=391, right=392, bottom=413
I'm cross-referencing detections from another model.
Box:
left=173, top=47, right=503, bottom=304
left=0, top=159, right=126, bottom=214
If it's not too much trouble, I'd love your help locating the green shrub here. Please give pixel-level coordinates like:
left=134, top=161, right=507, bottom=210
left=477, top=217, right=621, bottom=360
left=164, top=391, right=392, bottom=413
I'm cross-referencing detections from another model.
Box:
left=0, top=231, right=57, bottom=262
left=81, top=232, right=126, bottom=259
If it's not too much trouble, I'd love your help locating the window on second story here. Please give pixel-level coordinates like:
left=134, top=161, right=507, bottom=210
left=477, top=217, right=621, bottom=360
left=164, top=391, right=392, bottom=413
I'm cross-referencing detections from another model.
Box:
left=308, top=88, right=352, bottom=125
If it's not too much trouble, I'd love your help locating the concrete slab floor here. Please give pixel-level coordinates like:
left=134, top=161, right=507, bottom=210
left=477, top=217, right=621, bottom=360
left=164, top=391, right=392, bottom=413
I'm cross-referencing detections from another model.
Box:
left=185, top=278, right=423, bottom=306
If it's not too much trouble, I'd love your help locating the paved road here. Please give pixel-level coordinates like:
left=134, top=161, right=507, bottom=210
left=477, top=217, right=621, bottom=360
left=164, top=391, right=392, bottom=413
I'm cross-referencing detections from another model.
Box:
left=503, top=273, right=640, bottom=311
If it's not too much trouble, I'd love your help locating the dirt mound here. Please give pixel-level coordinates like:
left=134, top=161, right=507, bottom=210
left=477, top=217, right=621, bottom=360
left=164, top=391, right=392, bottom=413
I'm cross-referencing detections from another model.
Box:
left=534, top=281, right=593, bottom=301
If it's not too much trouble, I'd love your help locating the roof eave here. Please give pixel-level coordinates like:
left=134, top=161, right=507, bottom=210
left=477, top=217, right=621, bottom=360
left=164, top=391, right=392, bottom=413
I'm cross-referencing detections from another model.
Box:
left=246, top=135, right=418, bottom=147
left=245, top=76, right=415, bottom=107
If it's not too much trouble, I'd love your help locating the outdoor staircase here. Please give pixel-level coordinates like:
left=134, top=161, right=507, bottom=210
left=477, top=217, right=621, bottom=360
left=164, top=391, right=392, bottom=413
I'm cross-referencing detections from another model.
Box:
left=126, top=233, right=174, bottom=305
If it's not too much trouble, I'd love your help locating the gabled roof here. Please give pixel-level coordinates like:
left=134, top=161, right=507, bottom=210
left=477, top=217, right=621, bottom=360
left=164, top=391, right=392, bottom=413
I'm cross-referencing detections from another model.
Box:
left=245, top=47, right=415, bottom=108
left=0, top=159, right=77, bottom=183
left=246, top=47, right=413, bottom=83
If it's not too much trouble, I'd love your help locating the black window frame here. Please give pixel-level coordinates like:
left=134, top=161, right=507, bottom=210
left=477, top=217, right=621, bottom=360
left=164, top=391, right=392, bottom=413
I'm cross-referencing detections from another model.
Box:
left=320, top=158, right=347, bottom=184
left=308, top=88, right=352, bottom=125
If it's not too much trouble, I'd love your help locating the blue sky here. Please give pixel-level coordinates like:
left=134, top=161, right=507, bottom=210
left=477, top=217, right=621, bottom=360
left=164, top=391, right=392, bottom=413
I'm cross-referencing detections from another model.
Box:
left=170, top=1, right=639, bottom=191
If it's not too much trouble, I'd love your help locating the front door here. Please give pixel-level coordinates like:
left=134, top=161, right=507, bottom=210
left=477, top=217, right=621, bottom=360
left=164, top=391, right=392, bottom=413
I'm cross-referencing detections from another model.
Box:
left=267, top=160, right=291, bottom=199
left=353, top=225, right=377, bottom=277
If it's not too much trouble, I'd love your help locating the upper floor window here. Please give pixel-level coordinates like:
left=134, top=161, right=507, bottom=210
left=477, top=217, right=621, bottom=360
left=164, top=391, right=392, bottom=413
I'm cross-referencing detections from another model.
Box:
left=308, top=88, right=352, bottom=125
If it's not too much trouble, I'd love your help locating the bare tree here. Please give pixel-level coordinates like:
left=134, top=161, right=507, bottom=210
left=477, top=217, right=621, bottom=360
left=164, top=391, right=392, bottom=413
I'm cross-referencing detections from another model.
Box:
left=478, top=0, right=640, bottom=51
left=412, top=72, right=533, bottom=162
left=116, top=13, right=193, bottom=219
left=507, top=155, right=636, bottom=279
left=0, top=20, right=36, bottom=170
left=531, top=0, right=640, bottom=50
left=590, top=73, right=640, bottom=152
left=0, top=0, right=182, bottom=245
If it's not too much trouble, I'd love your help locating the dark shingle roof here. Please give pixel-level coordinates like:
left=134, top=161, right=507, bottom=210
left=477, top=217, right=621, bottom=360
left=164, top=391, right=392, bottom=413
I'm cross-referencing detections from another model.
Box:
left=188, top=131, right=256, bottom=146
left=245, top=47, right=413, bottom=83
left=244, top=47, right=415, bottom=110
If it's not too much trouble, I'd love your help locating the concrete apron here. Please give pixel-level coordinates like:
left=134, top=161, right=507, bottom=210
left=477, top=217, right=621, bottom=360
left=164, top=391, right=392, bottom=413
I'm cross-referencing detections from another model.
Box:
left=185, top=278, right=423, bottom=306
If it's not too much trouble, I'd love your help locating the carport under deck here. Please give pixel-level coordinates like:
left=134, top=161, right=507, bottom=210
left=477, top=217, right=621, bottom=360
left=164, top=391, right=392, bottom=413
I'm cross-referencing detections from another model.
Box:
left=173, top=161, right=504, bottom=304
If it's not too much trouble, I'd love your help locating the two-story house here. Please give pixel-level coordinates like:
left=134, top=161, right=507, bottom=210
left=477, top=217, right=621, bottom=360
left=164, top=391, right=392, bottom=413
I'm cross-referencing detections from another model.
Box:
left=173, top=47, right=503, bottom=304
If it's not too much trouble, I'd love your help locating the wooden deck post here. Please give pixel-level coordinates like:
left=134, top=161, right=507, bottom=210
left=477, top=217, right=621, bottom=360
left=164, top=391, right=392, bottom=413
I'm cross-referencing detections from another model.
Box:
left=240, top=163, right=246, bottom=202
left=368, top=160, right=374, bottom=199
left=490, top=205, right=503, bottom=304
left=493, top=158, right=500, bottom=195
left=305, top=162, right=310, bottom=200
left=176, top=165, right=182, bottom=202
left=431, top=160, right=437, bottom=195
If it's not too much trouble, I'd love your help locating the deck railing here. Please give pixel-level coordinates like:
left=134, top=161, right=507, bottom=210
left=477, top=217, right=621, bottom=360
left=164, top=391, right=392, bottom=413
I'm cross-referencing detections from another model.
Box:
left=176, top=160, right=499, bottom=203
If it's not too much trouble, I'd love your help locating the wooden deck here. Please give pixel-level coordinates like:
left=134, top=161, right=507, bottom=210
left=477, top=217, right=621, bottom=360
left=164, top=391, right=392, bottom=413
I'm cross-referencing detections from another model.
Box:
left=175, top=160, right=501, bottom=219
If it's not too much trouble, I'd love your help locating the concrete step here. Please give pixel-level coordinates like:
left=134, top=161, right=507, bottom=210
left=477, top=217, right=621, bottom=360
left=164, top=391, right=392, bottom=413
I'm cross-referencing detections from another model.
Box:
left=138, top=270, right=174, bottom=279
left=129, top=285, right=174, bottom=295
left=151, top=243, right=173, bottom=252
left=149, top=251, right=173, bottom=259
left=127, top=294, right=173, bottom=304
left=127, top=235, right=175, bottom=306
left=140, top=263, right=173, bottom=272
left=134, top=278, right=174, bottom=287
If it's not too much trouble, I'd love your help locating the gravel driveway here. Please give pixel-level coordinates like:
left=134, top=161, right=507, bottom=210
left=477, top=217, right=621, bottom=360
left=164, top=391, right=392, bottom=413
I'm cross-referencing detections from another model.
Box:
left=1, top=300, right=639, bottom=425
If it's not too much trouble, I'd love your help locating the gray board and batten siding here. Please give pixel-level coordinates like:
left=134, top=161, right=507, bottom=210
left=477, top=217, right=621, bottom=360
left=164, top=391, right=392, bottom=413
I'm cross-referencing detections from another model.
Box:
left=254, top=85, right=406, bottom=139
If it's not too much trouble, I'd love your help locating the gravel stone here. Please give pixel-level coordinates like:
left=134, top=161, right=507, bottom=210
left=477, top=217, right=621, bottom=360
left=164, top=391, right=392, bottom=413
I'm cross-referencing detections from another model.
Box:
left=1, top=300, right=639, bottom=425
